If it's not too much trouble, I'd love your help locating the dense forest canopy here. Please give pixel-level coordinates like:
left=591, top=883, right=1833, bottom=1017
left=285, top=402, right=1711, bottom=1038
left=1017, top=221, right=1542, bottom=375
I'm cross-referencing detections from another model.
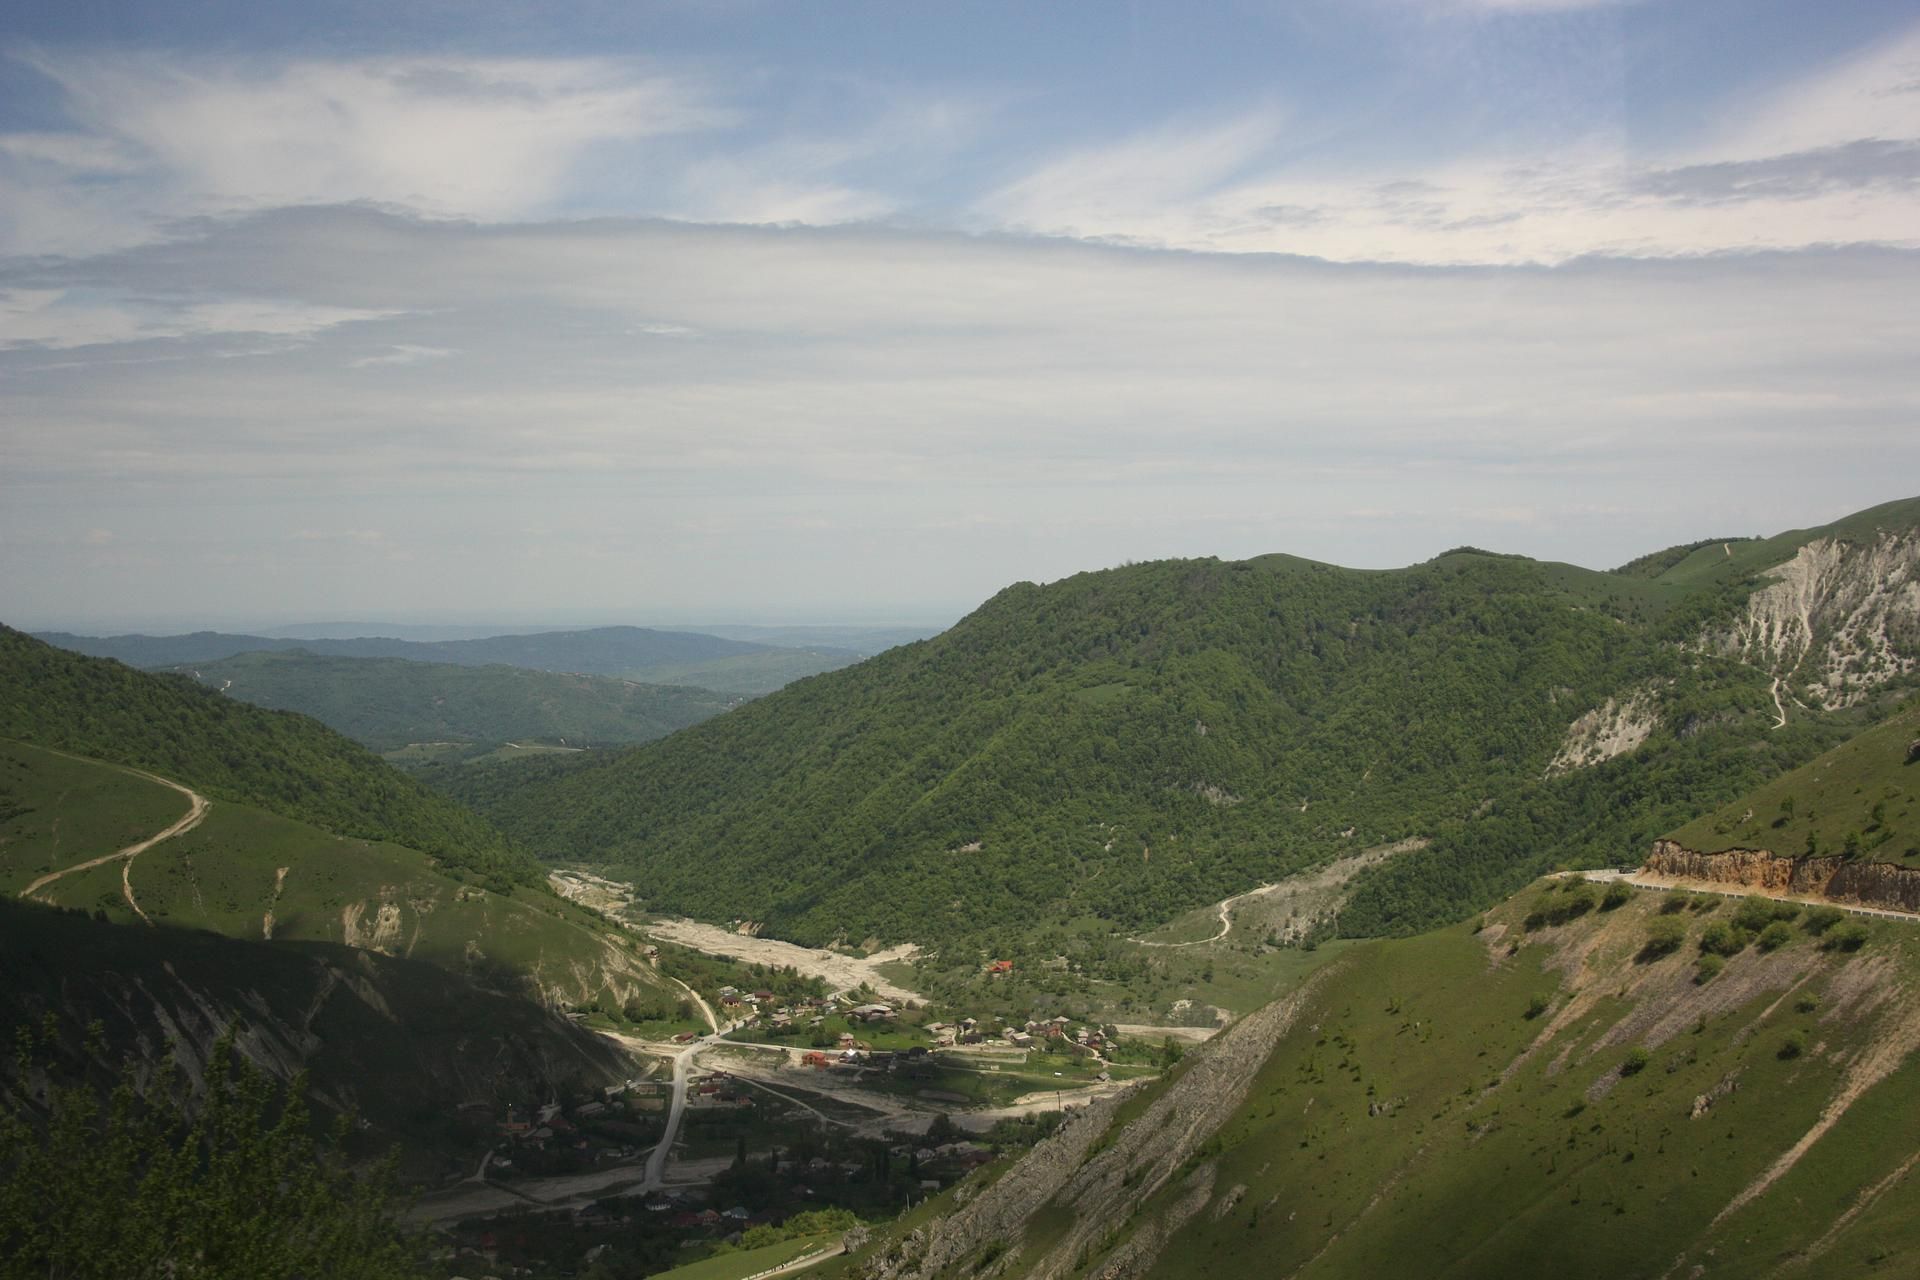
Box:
left=452, top=505, right=1919, bottom=950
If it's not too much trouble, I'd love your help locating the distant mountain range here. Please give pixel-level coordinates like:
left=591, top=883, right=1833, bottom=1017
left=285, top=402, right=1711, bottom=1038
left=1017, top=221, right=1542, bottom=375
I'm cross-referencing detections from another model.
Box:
left=164, top=648, right=737, bottom=762
left=31, top=622, right=881, bottom=697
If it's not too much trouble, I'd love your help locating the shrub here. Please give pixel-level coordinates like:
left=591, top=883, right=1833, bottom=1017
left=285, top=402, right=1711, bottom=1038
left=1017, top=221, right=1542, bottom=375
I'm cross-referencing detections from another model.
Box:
left=1639, top=916, right=1687, bottom=960
left=1695, top=953, right=1725, bottom=983
left=1698, top=921, right=1748, bottom=957
left=1794, top=995, right=1819, bottom=1014
left=1824, top=922, right=1870, bottom=952
left=1734, top=895, right=1795, bottom=932
left=1778, top=1031, right=1806, bottom=1060
left=1659, top=896, right=1689, bottom=915
left=1620, top=1047, right=1651, bottom=1076
left=1801, top=906, right=1845, bottom=936
left=1756, top=921, right=1796, bottom=952
left=1600, top=881, right=1633, bottom=911
left=1524, top=885, right=1597, bottom=931
left=1525, top=993, right=1551, bottom=1020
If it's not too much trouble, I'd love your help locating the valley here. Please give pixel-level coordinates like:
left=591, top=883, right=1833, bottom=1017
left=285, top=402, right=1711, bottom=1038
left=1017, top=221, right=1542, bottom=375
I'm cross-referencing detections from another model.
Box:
left=6, top=499, right=1920, bottom=1279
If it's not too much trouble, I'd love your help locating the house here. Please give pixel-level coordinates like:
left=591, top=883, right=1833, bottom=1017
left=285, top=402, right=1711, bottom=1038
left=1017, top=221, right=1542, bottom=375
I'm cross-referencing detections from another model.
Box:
left=987, top=959, right=1014, bottom=975
left=803, top=1051, right=831, bottom=1069
left=575, top=1101, right=608, bottom=1119
left=849, top=1003, right=894, bottom=1022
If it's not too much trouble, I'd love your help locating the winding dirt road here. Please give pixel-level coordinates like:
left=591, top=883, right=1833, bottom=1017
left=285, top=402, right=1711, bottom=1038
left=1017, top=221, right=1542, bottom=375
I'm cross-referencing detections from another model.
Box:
left=17, top=758, right=209, bottom=922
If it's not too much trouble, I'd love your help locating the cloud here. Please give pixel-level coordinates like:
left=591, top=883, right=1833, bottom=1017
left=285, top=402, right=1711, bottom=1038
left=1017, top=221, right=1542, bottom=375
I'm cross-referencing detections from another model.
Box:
left=978, top=110, right=1285, bottom=239
left=350, top=344, right=453, bottom=368
left=2, top=210, right=1913, bottom=534
left=1, top=51, right=729, bottom=253
left=0, top=287, right=393, bottom=350
left=1633, top=139, right=1920, bottom=205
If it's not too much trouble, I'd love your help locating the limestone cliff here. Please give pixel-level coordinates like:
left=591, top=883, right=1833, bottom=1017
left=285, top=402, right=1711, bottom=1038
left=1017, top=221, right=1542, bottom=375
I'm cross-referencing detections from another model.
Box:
left=1643, top=838, right=1920, bottom=913
left=1702, top=530, right=1920, bottom=711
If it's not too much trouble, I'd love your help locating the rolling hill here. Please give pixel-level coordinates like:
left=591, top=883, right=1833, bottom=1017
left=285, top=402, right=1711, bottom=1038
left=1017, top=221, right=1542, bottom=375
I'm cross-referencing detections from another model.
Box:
left=450, top=499, right=1920, bottom=952
left=164, top=648, right=736, bottom=759
left=0, top=626, right=692, bottom=1015
left=0, top=624, right=533, bottom=889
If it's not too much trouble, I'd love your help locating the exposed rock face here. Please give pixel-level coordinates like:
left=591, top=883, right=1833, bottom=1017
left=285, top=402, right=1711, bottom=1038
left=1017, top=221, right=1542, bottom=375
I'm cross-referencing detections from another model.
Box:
left=1643, top=839, right=1920, bottom=913
left=1703, top=532, right=1920, bottom=710
left=1548, top=686, right=1660, bottom=775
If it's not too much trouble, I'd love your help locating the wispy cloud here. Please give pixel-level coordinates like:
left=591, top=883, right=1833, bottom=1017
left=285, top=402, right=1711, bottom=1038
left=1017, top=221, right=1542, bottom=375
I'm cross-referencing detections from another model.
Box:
left=978, top=109, right=1285, bottom=239
left=350, top=344, right=453, bottom=368
left=1, top=52, right=730, bottom=252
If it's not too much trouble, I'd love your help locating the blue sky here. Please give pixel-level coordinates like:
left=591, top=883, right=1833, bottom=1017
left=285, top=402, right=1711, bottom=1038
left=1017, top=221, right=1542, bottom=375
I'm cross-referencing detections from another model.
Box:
left=2, top=1, right=1917, bottom=628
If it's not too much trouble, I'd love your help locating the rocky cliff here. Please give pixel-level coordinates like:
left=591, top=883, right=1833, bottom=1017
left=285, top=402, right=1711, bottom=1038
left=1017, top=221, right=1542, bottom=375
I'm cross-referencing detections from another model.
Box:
left=1643, top=838, right=1920, bottom=913
left=1704, top=530, right=1920, bottom=711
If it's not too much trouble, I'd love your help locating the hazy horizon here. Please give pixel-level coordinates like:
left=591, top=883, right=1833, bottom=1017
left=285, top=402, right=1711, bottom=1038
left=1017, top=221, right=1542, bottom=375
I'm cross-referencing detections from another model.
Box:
left=4, top=1, right=1917, bottom=626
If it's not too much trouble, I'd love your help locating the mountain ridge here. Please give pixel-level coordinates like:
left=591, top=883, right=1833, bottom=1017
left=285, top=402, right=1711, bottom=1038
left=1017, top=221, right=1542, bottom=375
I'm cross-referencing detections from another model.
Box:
left=452, top=499, right=1920, bottom=951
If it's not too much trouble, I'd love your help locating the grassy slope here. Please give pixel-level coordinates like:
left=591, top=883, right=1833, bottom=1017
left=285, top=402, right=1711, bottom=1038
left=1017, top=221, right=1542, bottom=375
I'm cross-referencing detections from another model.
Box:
left=4, top=738, right=682, bottom=1013
left=457, top=499, right=1920, bottom=949
left=1666, top=699, right=1920, bottom=864
left=960, top=882, right=1920, bottom=1280
left=651, top=1235, right=840, bottom=1280
left=0, top=740, right=185, bottom=892
left=169, top=648, right=734, bottom=753
left=1647, top=495, right=1920, bottom=591
left=0, top=624, right=536, bottom=888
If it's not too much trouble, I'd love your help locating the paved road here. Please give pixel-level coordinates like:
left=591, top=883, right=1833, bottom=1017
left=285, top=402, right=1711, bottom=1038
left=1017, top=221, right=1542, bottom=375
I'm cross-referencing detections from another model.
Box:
left=18, top=756, right=209, bottom=922
left=1570, top=868, right=1920, bottom=923
left=628, top=1020, right=743, bottom=1190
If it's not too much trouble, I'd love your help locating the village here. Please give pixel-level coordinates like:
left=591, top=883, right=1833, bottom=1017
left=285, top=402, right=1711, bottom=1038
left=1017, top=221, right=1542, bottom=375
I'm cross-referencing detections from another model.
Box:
left=421, top=963, right=1164, bottom=1275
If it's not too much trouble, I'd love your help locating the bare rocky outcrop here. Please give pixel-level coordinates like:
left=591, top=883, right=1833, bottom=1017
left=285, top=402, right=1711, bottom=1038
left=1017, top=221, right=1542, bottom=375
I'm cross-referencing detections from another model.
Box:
left=1642, top=839, right=1920, bottom=913
left=857, top=968, right=1333, bottom=1280
left=1548, top=686, right=1661, bottom=775
left=1702, top=531, right=1920, bottom=710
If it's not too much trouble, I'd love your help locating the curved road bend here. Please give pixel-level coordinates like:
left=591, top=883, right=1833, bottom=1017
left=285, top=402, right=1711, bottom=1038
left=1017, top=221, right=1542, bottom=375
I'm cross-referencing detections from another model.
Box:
left=18, top=757, right=209, bottom=922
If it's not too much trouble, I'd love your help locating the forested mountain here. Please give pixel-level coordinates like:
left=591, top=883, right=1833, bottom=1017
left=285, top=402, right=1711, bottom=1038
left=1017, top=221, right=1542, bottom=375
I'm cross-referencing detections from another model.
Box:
left=452, top=499, right=1920, bottom=948
left=33, top=623, right=863, bottom=696
left=0, top=625, right=536, bottom=889
left=165, top=649, right=734, bottom=756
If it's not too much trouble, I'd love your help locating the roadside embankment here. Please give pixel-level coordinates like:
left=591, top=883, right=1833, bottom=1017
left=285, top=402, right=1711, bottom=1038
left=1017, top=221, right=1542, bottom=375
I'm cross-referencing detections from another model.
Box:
left=1642, top=839, right=1920, bottom=914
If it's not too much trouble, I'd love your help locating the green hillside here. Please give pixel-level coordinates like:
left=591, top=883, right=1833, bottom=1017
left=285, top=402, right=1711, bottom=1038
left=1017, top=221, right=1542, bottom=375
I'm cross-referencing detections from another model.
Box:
left=1667, top=698, right=1920, bottom=863
left=836, top=875, right=1920, bottom=1279
left=167, top=648, right=734, bottom=758
left=455, top=502, right=1920, bottom=950
left=2, top=737, right=687, bottom=1022
left=0, top=624, right=535, bottom=889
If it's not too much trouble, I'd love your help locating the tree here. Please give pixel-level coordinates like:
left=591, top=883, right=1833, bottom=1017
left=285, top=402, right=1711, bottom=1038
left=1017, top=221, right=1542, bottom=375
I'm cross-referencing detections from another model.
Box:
left=0, top=1023, right=416, bottom=1280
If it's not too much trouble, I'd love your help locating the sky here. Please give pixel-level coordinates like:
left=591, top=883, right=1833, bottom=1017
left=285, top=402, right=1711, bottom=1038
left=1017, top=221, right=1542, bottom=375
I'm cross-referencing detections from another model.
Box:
left=2, top=1, right=1918, bottom=631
